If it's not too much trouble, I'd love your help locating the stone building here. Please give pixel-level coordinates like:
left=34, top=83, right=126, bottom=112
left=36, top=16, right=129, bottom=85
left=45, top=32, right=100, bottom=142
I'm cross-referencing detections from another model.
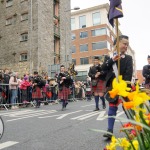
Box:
left=0, top=0, right=71, bottom=76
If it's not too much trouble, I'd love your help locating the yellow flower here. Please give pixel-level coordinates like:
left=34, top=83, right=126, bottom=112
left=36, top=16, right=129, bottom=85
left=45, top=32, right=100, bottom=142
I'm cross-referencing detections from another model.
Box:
left=132, top=140, right=139, bottom=150
left=108, top=76, right=130, bottom=98
left=119, top=138, right=130, bottom=148
left=111, top=136, right=117, bottom=143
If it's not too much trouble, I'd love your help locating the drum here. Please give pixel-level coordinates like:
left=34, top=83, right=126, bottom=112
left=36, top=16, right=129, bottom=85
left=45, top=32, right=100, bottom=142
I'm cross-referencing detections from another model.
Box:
left=0, top=116, right=4, bottom=140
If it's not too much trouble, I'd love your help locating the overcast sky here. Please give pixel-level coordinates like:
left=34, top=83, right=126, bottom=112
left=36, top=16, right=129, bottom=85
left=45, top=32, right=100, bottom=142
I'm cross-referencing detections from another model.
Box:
left=71, top=0, right=150, bottom=70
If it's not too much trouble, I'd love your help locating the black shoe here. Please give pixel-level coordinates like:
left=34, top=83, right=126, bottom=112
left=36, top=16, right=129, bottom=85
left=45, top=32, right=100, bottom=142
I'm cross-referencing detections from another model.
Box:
left=65, top=102, right=68, bottom=108
left=103, top=130, right=113, bottom=139
left=93, top=108, right=100, bottom=111
left=103, top=105, right=106, bottom=109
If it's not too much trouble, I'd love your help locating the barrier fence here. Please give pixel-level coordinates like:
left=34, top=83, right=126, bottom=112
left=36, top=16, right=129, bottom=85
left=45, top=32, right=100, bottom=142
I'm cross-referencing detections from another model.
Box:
left=0, top=84, right=90, bottom=110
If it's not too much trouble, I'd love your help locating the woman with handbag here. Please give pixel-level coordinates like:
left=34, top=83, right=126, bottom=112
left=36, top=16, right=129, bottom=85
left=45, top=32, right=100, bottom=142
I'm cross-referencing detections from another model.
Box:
left=88, top=56, right=107, bottom=111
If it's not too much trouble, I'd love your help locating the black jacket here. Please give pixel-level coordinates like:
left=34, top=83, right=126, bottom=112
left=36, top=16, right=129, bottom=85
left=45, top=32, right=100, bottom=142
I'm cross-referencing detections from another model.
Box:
left=102, top=54, right=133, bottom=87
left=142, top=65, right=150, bottom=84
left=88, top=64, right=107, bottom=81
left=57, top=72, right=73, bottom=88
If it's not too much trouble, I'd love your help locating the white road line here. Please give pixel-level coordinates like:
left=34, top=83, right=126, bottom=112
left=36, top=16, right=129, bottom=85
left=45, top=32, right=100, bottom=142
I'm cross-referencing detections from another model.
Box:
left=6, top=110, right=57, bottom=122
left=56, top=110, right=83, bottom=119
left=96, top=111, right=106, bottom=120
left=81, top=104, right=95, bottom=108
left=0, top=141, right=19, bottom=150
left=0, top=110, right=33, bottom=116
left=9, top=110, right=49, bottom=117
left=71, top=111, right=100, bottom=120
left=78, top=112, right=100, bottom=120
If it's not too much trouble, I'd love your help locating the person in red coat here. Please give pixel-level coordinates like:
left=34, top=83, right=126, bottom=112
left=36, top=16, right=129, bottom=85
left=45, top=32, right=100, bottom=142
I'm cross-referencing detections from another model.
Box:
left=20, top=76, right=31, bottom=103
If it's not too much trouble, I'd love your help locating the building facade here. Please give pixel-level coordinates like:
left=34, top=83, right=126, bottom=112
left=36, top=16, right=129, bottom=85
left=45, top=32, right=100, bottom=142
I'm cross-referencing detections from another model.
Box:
left=0, top=0, right=71, bottom=76
left=71, top=4, right=136, bottom=81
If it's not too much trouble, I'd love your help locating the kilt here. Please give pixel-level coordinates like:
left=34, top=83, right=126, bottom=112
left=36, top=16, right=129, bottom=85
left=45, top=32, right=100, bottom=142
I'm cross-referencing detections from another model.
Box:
left=92, top=80, right=106, bottom=93
left=58, top=86, right=71, bottom=100
left=32, top=86, right=43, bottom=99
left=144, top=83, right=150, bottom=89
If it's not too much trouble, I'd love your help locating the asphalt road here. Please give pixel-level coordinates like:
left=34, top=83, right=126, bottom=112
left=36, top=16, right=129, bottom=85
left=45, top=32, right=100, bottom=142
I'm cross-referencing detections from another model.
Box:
left=0, top=100, right=126, bottom=150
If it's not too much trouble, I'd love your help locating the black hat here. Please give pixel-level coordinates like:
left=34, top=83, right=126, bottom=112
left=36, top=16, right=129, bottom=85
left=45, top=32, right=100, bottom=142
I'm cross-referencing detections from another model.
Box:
left=148, top=55, right=150, bottom=58
left=94, top=56, right=100, bottom=60
left=33, top=71, right=38, bottom=75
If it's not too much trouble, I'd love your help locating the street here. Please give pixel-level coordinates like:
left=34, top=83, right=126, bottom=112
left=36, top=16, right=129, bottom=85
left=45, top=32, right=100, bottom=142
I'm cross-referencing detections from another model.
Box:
left=0, top=100, right=126, bottom=150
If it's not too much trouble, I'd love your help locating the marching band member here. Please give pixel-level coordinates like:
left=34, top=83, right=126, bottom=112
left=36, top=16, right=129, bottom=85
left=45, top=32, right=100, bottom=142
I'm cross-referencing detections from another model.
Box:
left=32, top=71, right=45, bottom=108
left=103, top=35, right=133, bottom=139
left=88, top=56, right=107, bottom=111
left=142, top=55, right=150, bottom=89
left=57, top=65, right=72, bottom=111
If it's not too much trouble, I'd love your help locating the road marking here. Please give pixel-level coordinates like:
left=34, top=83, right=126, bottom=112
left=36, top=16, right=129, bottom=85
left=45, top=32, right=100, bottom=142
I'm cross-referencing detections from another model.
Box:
left=71, top=111, right=100, bottom=120
left=39, top=110, right=82, bottom=119
left=0, top=110, right=33, bottom=116
left=6, top=110, right=57, bottom=122
left=0, top=141, right=19, bottom=150
left=81, top=104, right=95, bottom=108
left=56, top=110, right=82, bottom=119
left=9, top=110, right=50, bottom=117
left=96, top=111, right=106, bottom=120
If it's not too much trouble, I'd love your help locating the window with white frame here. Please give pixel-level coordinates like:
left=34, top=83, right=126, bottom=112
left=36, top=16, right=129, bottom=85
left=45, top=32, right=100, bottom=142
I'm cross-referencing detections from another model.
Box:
left=71, top=18, right=75, bottom=30
left=80, top=31, right=88, bottom=38
left=71, top=33, right=76, bottom=40
left=80, top=44, right=88, bottom=52
left=91, top=28, right=107, bottom=36
left=79, top=15, right=86, bottom=28
left=6, top=0, right=13, bottom=7
left=6, top=18, right=12, bottom=25
left=20, top=33, right=28, bottom=41
left=92, top=12, right=100, bottom=26
left=21, top=13, right=28, bottom=21
left=72, top=59, right=76, bottom=65
left=20, top=53, right=27, bottom=61
left=92, top=41, right=107, bottom=50
left=71, top=46, right=76, bottom=53
left=80, top=57, right=89, bottom=65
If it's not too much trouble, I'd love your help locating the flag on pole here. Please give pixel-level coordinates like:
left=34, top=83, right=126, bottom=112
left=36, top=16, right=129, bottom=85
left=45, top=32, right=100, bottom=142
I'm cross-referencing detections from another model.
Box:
left=108, top=0, right=123, bottom=27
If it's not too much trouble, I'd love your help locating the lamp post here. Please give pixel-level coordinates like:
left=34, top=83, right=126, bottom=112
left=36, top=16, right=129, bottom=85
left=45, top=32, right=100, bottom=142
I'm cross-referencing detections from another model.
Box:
left=64, top=6, right=80, bottom=68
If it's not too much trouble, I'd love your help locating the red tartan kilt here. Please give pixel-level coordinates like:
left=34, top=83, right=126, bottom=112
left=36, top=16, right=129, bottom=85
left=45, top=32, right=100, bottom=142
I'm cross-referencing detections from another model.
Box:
left=32, top=87, right=43, bottom=99
left=58, top=86, right=71, bottom=100
left=145, top=83, right=150, bottom=89
left=92, top=80, right=106, bottom=93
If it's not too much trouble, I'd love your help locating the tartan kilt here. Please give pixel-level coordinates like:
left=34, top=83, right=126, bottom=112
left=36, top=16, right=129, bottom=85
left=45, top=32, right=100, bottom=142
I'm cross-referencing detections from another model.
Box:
left=32, top=86, right=43, bottom=99
left=92, top=80, right=106, bottom=93
left=58, top=86, right=71, bottom=100
left=144, top=83, right=150, bottom=89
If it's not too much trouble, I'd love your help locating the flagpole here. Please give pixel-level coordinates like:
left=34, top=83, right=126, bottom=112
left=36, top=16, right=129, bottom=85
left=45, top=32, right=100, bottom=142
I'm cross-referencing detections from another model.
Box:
left=115, top=19, right=120, bottom=77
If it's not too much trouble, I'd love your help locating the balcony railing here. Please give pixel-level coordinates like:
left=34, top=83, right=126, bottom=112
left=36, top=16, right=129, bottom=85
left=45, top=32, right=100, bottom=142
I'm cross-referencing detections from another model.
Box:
left=54, top=25, right=60, bottom=37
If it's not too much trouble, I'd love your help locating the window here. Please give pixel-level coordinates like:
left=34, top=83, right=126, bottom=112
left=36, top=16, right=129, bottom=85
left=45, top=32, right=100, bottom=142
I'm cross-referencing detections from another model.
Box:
left=71, top=18, right=75, bottom=30
left=92, top=41, right=107, bottom=50
left=79, top=15, right=86, bottom=28
left=72, top=59, right=76, bottom=65
left=20, top=33, right=28, bottom=41
left=21, top=13, right=28, bottom=21
left=20, top=53, right=27, bottom=61
left=92, top=12, right=100, bottom=26
left=80, top=44, right=88, bottom=52
left=76, top=71, right=87, bottom=76
left=71, top=33, right=76, bottom=40
left=6, top=0, right=13, bottom=7
left=6, top=18, right=12, bottom=25
left=92, top=28, right=106, bottom=36
left=80, top=57, right=89, bottom=65
left=80, top=31, right=88, bottom=38
left=71, top=46, right=76, bottom=53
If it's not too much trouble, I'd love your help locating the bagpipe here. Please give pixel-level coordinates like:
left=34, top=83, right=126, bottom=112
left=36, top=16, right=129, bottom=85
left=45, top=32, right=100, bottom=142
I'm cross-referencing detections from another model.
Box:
left=67, top=63, right=78, bottom=77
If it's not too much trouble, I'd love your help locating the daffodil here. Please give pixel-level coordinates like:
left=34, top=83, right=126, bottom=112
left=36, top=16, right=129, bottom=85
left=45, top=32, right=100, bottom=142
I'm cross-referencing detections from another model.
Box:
left=132, top=140, right=139, bottom=150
